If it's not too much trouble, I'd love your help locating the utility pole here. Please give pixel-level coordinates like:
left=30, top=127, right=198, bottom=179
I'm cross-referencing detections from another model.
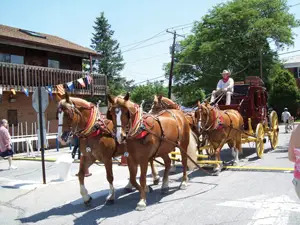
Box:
left=167, top=30, right=184, bottom=99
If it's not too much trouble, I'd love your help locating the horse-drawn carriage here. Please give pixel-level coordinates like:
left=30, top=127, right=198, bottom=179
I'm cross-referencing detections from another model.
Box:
left=170, top=76, right=279, bottom=166
left=55, top=76, right=279, bottom=211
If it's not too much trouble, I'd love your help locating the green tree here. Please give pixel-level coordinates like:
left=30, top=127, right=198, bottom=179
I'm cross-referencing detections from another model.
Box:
left=91, top=12, right=127, bottom=95
left=269, top=68, right=299, bottom=117
left=131, top=81, right=168, bottom=112
left=168, top=0, right=299, bottom=96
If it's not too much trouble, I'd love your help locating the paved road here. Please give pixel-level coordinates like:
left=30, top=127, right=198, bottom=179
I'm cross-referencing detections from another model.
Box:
left=0, top=124, right=299, bottom=225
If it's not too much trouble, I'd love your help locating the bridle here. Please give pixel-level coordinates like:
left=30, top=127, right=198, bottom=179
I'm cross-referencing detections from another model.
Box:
left=58, top=101, right=98, bottom=137
left=197, top=105, right=218, bottom=132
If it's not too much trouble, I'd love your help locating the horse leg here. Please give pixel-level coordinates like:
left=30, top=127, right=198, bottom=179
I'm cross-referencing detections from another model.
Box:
left=180, top=149, right=189, bottom=190
left=124, top=156, right=140, bottom=193
left=103, top=158, right=115, bottom=204
left=160, top=154, right=171, bottom=194
left=228, top=141, right=238, bottom=165
left=136, top=160, right=148, bottom=211
left=78, top=155, right=95, bottom=205
left=149, top=159, right=160, bottom=185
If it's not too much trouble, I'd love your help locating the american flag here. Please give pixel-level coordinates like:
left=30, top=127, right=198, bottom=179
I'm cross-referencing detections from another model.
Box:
left=56, top=84, right=65, bottom=96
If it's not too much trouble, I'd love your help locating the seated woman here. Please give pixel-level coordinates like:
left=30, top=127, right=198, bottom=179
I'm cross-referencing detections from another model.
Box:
left=210, top=69, right=234, bottom=105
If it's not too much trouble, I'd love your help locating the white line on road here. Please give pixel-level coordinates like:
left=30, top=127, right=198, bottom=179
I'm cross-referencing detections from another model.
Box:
left=218, top=195, right=300, bottom=225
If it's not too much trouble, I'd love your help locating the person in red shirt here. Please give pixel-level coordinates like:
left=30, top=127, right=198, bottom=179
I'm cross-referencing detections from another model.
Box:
left=0, top=119, right=17, bottom=169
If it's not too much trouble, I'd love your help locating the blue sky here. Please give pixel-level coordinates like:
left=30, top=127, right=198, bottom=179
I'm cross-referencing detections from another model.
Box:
left=1, top=0, right=300, bottom=84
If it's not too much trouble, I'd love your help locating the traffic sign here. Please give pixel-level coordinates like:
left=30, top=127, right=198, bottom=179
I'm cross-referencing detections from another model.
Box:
left=32, top=87, right=49, bottom=113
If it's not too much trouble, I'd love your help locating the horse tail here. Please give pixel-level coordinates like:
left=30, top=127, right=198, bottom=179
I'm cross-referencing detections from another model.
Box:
left=186, top=129, right=198, bottom=170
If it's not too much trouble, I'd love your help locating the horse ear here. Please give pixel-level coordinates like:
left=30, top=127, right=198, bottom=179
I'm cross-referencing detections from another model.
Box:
left=197, top=100, right=201, bottom=108
left=107, top=94, right=115, bottom=104
left=65, top=92, right=70, bottom=103
left=124, top=92, right=130, bottom=101
left=154, top=95, right=158, bottom=102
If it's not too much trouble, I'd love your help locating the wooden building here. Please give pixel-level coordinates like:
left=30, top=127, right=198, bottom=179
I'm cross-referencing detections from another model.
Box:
left=0, top=24, right=106, bottom=151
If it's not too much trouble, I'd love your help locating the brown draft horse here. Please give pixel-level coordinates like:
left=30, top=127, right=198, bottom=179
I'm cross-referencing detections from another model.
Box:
left=195, top=102, right=244, bottom=173
left=150, top=95, right=198, bottom=135
left=56, top=94, right=160, bottom=205
left=108, top=93, right=197, bottom=211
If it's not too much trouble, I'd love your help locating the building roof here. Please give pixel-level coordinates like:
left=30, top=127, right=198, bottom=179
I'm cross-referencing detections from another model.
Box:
left=282, top=55, right=300, bottom=68
left=0, top=24, right=99, bottom=58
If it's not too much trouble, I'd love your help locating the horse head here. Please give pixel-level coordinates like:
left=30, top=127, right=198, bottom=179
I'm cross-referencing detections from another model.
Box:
left=150, top=95, right=180, bottom=114
left=107, top=93, right=133, bottom=143
left=195, top=101, right=213, bottom=132
left=57, top=92, right=95, bottom=145
left=108, top=92, right=142, bottom=142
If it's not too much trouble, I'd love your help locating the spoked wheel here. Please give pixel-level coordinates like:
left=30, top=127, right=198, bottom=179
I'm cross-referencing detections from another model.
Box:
left=269, top=111, right=279, bottom=150
left=256, top=123, right=265, bottom=158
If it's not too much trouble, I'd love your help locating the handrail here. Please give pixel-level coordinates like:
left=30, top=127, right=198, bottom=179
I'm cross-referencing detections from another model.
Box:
left=0, top=62, right=107, bottom=95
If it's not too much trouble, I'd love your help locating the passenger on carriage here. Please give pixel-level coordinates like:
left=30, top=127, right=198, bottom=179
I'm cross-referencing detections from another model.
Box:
left=210, top=69, right=234, bottom=105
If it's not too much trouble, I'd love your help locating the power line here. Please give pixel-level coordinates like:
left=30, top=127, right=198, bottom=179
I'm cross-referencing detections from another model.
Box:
left=126, top=52, right=169, bottom=64
left=122, top=38, right=173, bottom=53
left=278, top=49, right=300, bottom=55
left=289, top=3, right=300, bottom=7
left=133, top=75, right=167, bottom=85
left=120, top=22, right=194, bottom=51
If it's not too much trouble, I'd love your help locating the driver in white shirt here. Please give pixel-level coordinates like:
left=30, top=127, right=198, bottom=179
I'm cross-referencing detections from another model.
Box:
left=210, top=69, right=234, bottom=105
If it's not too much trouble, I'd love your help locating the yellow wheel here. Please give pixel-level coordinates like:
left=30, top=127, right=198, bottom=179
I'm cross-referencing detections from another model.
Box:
left=269, top=111, right=279, bottom=149
left=256, top=123, right=265, bottom=158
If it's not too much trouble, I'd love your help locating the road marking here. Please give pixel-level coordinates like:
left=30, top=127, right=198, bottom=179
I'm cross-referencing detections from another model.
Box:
left=218, top=195, right=300, bottom=225
left=224, top=166, right=294, bottom=172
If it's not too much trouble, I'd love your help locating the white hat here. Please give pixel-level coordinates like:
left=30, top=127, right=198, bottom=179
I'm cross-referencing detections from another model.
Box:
left=221, top=69, right=230, bottom=75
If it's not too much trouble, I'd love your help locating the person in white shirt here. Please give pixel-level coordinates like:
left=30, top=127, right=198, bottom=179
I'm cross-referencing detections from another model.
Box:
left=210, top=69, right=234, bottom=105
left=282, top=108, right=292, bottom=133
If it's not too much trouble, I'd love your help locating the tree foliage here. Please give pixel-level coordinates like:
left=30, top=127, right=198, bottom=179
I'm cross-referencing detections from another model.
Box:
left=168, top=0, right=299, bottom=97
left=269, top=68, right=299, bottom=117
left=131, top=82, right=168, bottom=112
left=91, top=12, right=131, bottom=95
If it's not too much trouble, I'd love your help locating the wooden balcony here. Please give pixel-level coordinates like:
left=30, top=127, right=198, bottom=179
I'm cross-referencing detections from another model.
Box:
left=0, top=62, right=107, bottom=96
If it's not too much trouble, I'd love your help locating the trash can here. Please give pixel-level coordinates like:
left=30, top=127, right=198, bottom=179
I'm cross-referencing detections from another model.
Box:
left=56, top=155, right=73, bottom=181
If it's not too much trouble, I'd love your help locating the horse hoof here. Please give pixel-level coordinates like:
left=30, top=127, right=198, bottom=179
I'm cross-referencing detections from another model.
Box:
left=161, top=187, right=169, bottom=194
left=153, top=177, right=160, bottom=185
left=180, top=183, right=187, bottom=190
left=123, top=188, right=134, bottom=193
left=212, top=170, right=220, bottom=176
left=105, top=199, right=114, bottom=205
left=135, top=200, right=146, bottom=211
left=232, top=161, right=238, bottom=166
left=84, top=196, right=92, bottom=206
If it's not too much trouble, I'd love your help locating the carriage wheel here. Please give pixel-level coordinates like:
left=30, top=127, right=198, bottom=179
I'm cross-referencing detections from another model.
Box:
left=255, top=123, right=265, bottom=158
left=269, top=111, right=279, bottom=149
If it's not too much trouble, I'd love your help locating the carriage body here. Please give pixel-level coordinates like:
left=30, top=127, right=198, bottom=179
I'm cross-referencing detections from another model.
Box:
left=218, top=76, right=268, bottom=131
left=217, top=76, right=279, bottom=158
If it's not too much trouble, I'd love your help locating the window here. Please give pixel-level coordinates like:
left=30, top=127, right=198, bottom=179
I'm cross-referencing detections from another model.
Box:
left=11, top=55, right=24, bottom=64
left=297, top=67, right=300, bottom=78
left=19, top=29, right=46, bottom=39
left=0, top=53, right=24, bottom=64
left=7, top=110, right=18, bottom=126
left=48, top=59, right=60, bottom=69
left=0, top=53, right=10, bottom=63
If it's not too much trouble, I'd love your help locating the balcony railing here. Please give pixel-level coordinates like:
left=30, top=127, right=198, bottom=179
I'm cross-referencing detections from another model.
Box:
left=0, top=62, right=107, bottom=95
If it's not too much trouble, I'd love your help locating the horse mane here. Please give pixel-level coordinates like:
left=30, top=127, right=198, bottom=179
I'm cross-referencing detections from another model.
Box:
left=60, top=97, right=94, bottom=108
